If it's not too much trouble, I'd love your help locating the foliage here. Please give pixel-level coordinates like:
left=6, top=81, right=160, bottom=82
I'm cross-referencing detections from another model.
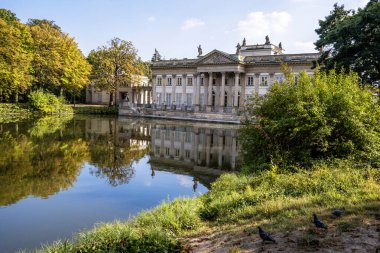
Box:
left=88, top=38, right=142, bottom=106
left=241, top=69, right=380, bottom=170
left=28, top=20, right=91, bottom=95
left=314, top=1, right=380, bottom=83
left=0, top=103, right=30, bottom=114
left=28, top=90, right=73, bottom=114
left=72, top=106, right=118, bottom=115
left=0, top=9, right=33, bottom=101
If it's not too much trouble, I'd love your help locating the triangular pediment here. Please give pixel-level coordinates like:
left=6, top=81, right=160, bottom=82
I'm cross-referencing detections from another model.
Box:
left=195, top=50, right=240, bottom=65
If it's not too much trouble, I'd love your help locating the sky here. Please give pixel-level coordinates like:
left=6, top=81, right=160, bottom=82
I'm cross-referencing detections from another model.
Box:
left=1, top=0, right=369, bottom=61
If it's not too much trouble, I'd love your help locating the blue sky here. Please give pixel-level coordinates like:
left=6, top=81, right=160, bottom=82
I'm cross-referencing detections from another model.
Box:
left=1, top=0, right=368, bottom=60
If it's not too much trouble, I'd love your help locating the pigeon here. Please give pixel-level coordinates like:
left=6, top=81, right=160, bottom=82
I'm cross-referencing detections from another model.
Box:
left=332, top=209, right=343, bottom=218
left=258, top=226, right=277, bottom=243
left=312, top=214, right=328, bottom=229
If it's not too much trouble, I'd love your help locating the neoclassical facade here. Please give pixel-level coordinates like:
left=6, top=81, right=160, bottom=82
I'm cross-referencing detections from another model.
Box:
left=151, top=38, right=319, bottom=113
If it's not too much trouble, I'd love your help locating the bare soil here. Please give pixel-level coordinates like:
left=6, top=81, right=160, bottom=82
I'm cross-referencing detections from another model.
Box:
left=186, top=218, right=380, bottom=253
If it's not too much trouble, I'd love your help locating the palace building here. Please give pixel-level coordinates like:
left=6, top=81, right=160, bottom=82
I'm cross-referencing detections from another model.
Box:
left=149, top=37, right=319, bottom=115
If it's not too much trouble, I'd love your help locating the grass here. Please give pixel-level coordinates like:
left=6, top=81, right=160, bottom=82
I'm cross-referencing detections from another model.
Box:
left=72, top=106, right=118, bottom=115
left=27, top=164, right=380, bottom=253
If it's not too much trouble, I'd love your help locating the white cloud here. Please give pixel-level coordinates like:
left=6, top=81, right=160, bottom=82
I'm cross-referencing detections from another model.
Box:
left=181, top=18, right=205, bottom=31
left=148, top=16, right=156, bottom=23
left=294, top=41, right=317, bottom=52
left=238, top=11, right=292, bottom=43
left=176, top=175, right=193, bottom=188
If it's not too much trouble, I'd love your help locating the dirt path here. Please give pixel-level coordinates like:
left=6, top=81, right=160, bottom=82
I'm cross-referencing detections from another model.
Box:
left=186, top=219, right=380, bottom=253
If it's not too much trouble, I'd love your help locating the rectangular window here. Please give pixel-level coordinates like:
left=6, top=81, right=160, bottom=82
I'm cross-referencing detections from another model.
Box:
left=155, top=146, right=160, bottom=154
left=187, top=77, right=193, bottom=86
left=225, top=78, right=228, bottom=85
left=185, top=150, right=190, bottom=159
left=185, top=132, right=191, bottom=143
left=155, top=129, right=161, bottom=139
left=200, top=77, right=204, bottom=86
left=212, top=79, right=216, bottom=85
left=186, top=93, right=192, bottom=106
left=156, top=93, right=162, bottom=104
left=175, top=131, right=180, bottom=141
left=167, top=77, right=172, bottom=86
left=177, top=77, right=182, bottom=86
left=247, top=76, right=254, bottom=86
left=275, top=75, right=283, bottom=83
left=157, top=77, right=162, bottom=86
left=176, top=93, right=182, bottom=106
left=260, top=76, right=268, bottom=86
left=175, top=149, right=180, bottom=157
left=165, top=147, right=170, bottom=156
left=165, top=129, right=170, bottom=140
left=166, top=93, right=171, bottom=106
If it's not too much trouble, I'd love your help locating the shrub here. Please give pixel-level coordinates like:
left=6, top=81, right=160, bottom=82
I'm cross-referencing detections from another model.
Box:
left=28, top=90, right=73, bottom=114
left=241, top=69, right=380, bottom=170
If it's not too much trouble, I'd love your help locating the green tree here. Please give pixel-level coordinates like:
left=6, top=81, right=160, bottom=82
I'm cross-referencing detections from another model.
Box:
left=315, top=1, right=380, bottom=83
left=0, top=9, right=33, bottom=102
left=28, top=20, right=91, bottom=96
left=88, top=37, right=142, bottom=106
left=241, top=68, right=380, bottom=170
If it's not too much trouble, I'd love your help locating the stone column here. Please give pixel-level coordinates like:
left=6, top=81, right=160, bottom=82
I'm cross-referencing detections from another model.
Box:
left=207, top=72, right=213, bottom=112
left=255, top=73, right=260, bottom=95
left=172, top=76, right=177, bottom=109
left=220, top=72, right=226, bottom=108
left=163, top=75, right=167, bottom=108
left=240, top=74, right=246, bottom=108
left=143, top=90, right=146, bottom=105
left=152, top=75, right=157, bottom=105
left=182, top=74, right=186, bottom=109
left=194, top=74, right=200, bottom=112
left=233, top=72, right=240, bottom=108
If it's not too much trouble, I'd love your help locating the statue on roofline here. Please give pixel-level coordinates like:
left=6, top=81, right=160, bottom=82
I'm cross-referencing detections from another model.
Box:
left=236, top=43, right=241, bottom=55
left=242, top=38, right=246, bottom=46
left=265, top=35, right=271, bottom=45
left=151, top=48, right=162, bottom=62
left=197, top=45, right=203, bottom=57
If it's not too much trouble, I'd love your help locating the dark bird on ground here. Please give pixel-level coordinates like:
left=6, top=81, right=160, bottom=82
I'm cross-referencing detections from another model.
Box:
left=332, top=209, right=343, bottom=217
left=313, top=214, right=328, bottom=229
left=258, top=226, right=277, bottom=243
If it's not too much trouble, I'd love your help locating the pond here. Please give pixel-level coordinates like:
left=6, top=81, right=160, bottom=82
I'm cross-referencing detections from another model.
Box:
left=0, top=116, right=240, bottom=252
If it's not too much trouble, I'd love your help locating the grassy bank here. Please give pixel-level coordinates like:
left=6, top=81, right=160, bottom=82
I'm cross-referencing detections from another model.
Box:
left=30, top=165, right=380, bottom=253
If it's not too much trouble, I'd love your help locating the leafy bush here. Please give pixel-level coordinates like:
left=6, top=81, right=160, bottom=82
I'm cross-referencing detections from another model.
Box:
left=241, top=69, right=380, bottom=170
left=28, top=90, right=73, bottom=114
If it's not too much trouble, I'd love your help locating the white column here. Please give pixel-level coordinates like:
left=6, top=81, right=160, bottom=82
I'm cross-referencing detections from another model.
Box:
left=153, top=76, right=157, bottom=105
left=163, top=75, right=167, bottom=106
left=220, top=72, right=226, bottom=107
left=182, top=74, right=186, bottom=107
left=234, top=72, right=239, bottom=107
left=172, top=76, right=177, bottom=107
left=240, top=74, right=246, bottom=108
left=208, top=72, right=213, bottom=106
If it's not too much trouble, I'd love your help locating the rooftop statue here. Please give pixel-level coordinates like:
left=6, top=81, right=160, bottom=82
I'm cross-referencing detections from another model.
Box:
left=151, top=48, right=162, bottom=62
left=236, top=43, right=241, bottom=54
left=242, top=38, right=246, bottom=46
left=265, top=35, right=271, bottom=45
left=279, top=42, right=282, bottom=49
left=197, top=45, right=203, bottom=57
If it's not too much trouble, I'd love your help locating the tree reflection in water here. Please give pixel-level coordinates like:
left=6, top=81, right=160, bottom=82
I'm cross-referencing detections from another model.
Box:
left=0, top=116, right=149, bottom=206
left=0, top=116, right=88, bottom=206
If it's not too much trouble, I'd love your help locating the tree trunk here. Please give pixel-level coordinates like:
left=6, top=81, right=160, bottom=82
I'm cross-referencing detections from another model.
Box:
left=60, top=87, right=64, bottom=97
left=109, top=92, right=114, bottom=107
left=0, top=89, right=3, bottom=102
left=15, top=92, right=18, bottom=103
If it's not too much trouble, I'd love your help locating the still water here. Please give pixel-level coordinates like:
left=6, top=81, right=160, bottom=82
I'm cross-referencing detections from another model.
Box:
left=0, top=116, right=240, bottom=252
